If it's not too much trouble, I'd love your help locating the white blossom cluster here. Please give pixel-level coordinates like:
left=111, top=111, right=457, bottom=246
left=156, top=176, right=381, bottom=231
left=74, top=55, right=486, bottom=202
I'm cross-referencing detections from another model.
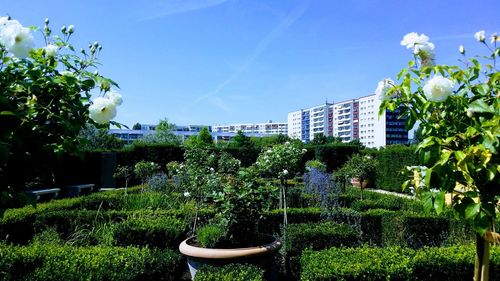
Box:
left=0, top=17, right=34, bottom=59
left=400, top=32, right=435, bottom=67
left=89, top=91, right=123, bottom=124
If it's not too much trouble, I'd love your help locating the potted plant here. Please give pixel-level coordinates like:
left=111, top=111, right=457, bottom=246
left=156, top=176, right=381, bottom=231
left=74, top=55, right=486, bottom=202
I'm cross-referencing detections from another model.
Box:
left=176, top=148, right=281, bottom=279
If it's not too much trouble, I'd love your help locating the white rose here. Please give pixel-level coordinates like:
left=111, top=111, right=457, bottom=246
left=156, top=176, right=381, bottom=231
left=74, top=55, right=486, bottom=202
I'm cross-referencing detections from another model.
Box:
left=0, top=16, right=9, bottom=26
left=459, top=45, right=465, bottom=54
left=400, top=32, right=429, bottom=49
left=184, top=191, right=191, bottom=198
left=0, top=19, right=34, bottom=59
left=88, top=97, right=117, bottom=124
left=474, top=30, right=486, bottom=42
left=423, top=75, right=454, bottom=102
left=375, top=78, right=394, bottom=101
left=282, top=169, right=289, bottom=175
left=105, top=90, right=123, bottom=106
left=44, top=44, right=58, bottom=57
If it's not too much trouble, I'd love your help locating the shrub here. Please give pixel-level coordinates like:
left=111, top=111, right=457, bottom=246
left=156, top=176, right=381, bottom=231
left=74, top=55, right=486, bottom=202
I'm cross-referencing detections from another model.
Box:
left=113, top=216, right=187, bottom=249
left=301, top=245, right=500, bottom=281
left=146, top=172, right=169, bottom=191
left=0, top=244, right=183, bottom=281
left=371, top=145, right=419, bottom=193
left=285, top=222, right=359, bottom=256
left=196, top=224, right=226, bottom=248
left=259, top=208, right=323, bottom=234
left=194, top=264, right=265, bottom=281
left=301, top=246, right=414, bottom=281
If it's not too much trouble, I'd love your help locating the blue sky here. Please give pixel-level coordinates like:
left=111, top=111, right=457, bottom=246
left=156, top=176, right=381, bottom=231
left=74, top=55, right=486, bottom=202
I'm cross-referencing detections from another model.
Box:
left=2, top=0, right=499, bottom=127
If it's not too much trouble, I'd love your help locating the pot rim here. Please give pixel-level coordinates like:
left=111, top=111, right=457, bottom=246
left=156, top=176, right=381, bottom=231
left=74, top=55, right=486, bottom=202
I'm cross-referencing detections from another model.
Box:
left=179, top=235, right=281, bottom=260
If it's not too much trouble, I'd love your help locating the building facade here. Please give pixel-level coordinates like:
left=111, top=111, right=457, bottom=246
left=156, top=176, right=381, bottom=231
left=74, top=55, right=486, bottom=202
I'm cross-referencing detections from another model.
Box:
left=287, top=95, right=408, bottom=147
left=212, top=121, right=287, bottom=135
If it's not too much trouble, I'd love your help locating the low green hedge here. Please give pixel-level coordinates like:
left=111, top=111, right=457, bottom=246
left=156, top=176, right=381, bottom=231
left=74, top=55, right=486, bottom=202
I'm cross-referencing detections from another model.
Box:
left=259, top=208, right=323, bottom=233
left=113, top=216, right=187, bottom=249
left=301, top=245, right=500, bottom=281
left=285, top=221, right=359, bottom=280
left=194, top=264, right=265, bottom=281
left=0, top=244, right=183, bottom=281
left=360, top=209, right=450, bottom=248
left=285, top=222, right=358, bottom=256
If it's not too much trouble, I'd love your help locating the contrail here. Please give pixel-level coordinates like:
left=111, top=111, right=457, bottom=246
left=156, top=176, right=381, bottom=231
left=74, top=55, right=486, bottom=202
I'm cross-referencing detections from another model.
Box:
left=185, top=0, right=311, bottom=111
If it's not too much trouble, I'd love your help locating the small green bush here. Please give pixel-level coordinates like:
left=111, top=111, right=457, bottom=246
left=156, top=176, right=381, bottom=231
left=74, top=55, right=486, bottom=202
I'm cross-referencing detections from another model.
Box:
left=301, top=246, right=414, bottom=281
left=285, top=222, right=358, bottom=256
left=260, top=208, right=323, bottom=233
left=194, top=264, right=265, bottom=281
left=113, top=216, right=187, bottom=249
left=197, top=224, right=226, bottom=248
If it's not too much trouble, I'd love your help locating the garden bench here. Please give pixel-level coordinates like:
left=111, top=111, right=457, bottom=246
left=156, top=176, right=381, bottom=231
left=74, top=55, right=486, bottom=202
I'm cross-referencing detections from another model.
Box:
left=24, top=188, right=60, bottom=201
left=62, top=184, right=95, bottom=197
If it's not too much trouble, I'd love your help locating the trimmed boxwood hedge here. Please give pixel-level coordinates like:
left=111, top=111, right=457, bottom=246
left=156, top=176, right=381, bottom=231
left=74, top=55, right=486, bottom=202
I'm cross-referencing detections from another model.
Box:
left=301, top=245, right=500, bottom=281
left=371, top=144, right=419, bottom=193
left=113, top=216, right=187, bottom=249
left=0, top=244, right=183, bottom=281
left=194, top=264, right=265, bottom=281
left=259, top=208, right=323, bottom=233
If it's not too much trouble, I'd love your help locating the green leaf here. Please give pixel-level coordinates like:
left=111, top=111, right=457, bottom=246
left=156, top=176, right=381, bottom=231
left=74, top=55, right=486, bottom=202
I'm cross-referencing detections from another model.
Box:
left=469, top=99, right=494, bottom=113
left=434, top=191, right=445, bottom=215
left=0, top=111, right=16, bottom=116
left=465, top=203, right=480, bottom=220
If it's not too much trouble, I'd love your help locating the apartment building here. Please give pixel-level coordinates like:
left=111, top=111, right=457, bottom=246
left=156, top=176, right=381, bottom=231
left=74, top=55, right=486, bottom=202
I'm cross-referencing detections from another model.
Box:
left=287, top=95, right=408, bottom=147
left=212, top=121, right=287, bottom=135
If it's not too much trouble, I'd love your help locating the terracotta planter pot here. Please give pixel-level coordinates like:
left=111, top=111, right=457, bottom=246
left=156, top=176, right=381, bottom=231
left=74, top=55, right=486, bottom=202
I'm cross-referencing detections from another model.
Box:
left=179, top=235, right=281, bottom=280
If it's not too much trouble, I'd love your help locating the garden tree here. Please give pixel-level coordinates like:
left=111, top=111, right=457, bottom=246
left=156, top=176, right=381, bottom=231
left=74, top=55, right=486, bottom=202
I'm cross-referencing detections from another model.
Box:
left=134, top=118, right=181, bottom=145
left=0, top=17, right=122, bottom=214
left=230, top=130, right=254, bottom=149
left=250, top=133, right=291, bottom=148
left=379, top=31, right=499, bottom=281
left=310, top=133, right=327, bottom=145
left=197, top=127, right=214, bottom=146
left=340, top=154, right=377, bottom=199
left=113, top=165, right=132, bottom=192
left=326, top=136, right=343, bottom=144
left=77, top=123, right=124, bottom=151
left=255, top=141, right=306, bottom=225
left=132, top=123, right=141, bottom=130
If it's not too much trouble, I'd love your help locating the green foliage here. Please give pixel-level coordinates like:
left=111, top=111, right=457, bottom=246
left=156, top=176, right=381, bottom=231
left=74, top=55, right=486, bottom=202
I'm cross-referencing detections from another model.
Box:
left=300, top=245, right=500, bottom=281
left=196, top=223, right=226, bottom=248
left=0, top=244, right=183, bottom=281
left=255, top=141, right=305, bottom=182
left=285, top=222, right=358, bottom=256
left=371, top=145, right=419, bottom=193
left=379, top=35, right=500, bottom=235
left=304, top=160, right=326, bottom=172
left=194, top=264, right=265, bottom=281
left=77, top=123, right=124, bottom=151
left=133, top=161, right=161, bottom=183
left=301, top=246, right=413, bottom=281
left=113, top=216, right=186, bottom=249
left=0, top=18, right=121, bottom=210
left=113, top=165, right=133, bottom=188
left=133, top=118, right=181, bottom=145
left=132, top=123, right=141, bottom=130
left=305, top=144, right=361, bottom=172
left=259, top=208, right=323, bottom=233
left=230, top=130, right=255, bottom=149
left=185, top=127, right=214, bottom=147
left=340, top=154, right=378, bottom=190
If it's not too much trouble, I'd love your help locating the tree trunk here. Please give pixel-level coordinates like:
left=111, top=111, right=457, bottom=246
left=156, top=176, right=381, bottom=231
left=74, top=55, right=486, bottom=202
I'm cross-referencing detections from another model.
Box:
left=475, top=234, right=490, bottom=281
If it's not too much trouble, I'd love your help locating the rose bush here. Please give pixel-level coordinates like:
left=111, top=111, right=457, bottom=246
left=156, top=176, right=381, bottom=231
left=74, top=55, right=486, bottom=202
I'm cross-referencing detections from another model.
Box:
left=0, top=17, right=122, bottom=213
left=379, top=31, right=499, bottom=280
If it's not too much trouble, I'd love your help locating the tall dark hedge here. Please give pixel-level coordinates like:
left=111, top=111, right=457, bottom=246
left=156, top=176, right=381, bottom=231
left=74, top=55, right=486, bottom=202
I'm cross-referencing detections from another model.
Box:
left=371, top=145, right=419, bottom=193
left=116, top=144, right=185, bottom=167
left=306, top=144, right=361, bottom=172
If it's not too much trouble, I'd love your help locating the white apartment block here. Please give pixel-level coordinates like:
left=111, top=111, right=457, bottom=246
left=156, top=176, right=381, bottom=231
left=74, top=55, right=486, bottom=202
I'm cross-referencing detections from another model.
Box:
left=287, top=94, right=408, bottom=147
left=212, top=121, right=288, bottom=135
left=358, top=95, right=386, bottom=147
left=287, top=110, right=303, bottom=140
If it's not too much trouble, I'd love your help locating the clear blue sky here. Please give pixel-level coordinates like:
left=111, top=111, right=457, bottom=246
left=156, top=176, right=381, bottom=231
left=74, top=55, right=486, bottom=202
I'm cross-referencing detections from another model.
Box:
left=2, top=0, right=499, bottom=127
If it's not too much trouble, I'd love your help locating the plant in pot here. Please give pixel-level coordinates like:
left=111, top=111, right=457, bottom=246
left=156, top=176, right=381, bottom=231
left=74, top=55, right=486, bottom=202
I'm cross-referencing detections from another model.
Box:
left=340, top=154, right=377, bottom=199
left=178, top=149, right=280, bottom=280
